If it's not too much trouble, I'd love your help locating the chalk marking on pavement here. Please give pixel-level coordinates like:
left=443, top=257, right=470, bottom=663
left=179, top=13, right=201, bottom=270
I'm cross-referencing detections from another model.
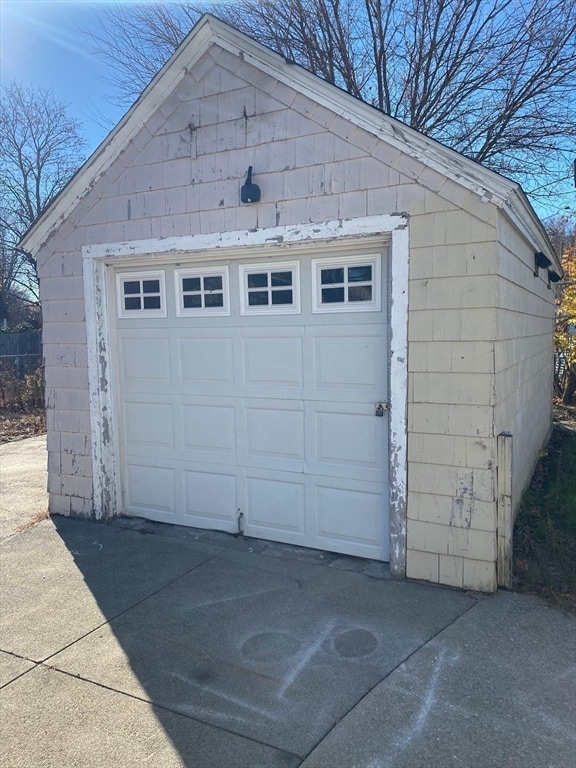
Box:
left=376, top=646, right=452, bottom=768
left=278, top=620, right=335, bottom=699
left=173, top=673, right=280, bottom=721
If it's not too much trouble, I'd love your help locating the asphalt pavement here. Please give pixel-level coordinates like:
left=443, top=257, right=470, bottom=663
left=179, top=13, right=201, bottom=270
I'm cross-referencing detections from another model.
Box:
left=1, top=436, right=574, bottom=767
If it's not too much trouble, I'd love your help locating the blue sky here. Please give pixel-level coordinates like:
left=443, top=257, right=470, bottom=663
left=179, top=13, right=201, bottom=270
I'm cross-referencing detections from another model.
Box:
left=1, top=0, right=127, bottom=153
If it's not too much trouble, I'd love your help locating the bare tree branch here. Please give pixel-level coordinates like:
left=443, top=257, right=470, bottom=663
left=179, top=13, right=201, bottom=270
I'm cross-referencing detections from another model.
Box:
left=0, top=82, right=87, bottom=325
left=77, top=0, right=576, bottom=206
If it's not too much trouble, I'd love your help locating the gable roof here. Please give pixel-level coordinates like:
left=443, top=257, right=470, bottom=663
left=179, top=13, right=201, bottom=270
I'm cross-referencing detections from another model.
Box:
left=20, top=13, right=555, bottom=262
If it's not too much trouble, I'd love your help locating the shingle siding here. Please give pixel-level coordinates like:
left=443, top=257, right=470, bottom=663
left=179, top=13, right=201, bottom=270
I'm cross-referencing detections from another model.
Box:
left=494, top=215, right=555, bottom=508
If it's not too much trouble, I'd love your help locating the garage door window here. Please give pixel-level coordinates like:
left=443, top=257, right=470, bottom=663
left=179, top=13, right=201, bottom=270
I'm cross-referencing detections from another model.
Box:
left=175, top=267, right=230, bottom=316
left=312, top=255, right=381, bottom=313
left=117, top=271, right=166, bottom=318
left=240, top=262, right=300, bottom=315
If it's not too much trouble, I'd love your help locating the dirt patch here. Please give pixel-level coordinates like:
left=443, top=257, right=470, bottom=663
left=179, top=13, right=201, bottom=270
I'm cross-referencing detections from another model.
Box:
left=0, top=409, right=47, bottom=444
left=553, top=403, right=576, bottom=431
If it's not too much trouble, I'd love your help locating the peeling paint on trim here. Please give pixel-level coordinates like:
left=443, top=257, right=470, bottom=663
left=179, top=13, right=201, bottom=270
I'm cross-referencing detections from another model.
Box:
left=83, top=215, right=405, bottom=260
left=497, top=432, right=513, bottom=588
left=83, top=214, right=409, bottom=571
left=389, top=226, right=409, bottom=579
left=84, top=254, right=119, bottom=520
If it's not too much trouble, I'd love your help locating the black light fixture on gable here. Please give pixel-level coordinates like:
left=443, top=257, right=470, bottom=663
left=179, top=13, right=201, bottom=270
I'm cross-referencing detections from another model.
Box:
left=548, top=270, right=561, bottom=284
left=240, top=166, right=261, bottom=204
left=534, top=250, right=551, bottom=276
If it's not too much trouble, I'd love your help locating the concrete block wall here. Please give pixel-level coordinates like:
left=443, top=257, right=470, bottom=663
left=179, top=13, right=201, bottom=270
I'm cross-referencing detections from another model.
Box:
left=405, top=193, right=500, bottom=592
left=494, top=215, right=556, bottom=511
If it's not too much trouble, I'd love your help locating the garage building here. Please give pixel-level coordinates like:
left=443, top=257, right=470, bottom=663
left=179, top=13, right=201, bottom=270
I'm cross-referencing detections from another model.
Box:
left=21, top=15, right=560, bottom=592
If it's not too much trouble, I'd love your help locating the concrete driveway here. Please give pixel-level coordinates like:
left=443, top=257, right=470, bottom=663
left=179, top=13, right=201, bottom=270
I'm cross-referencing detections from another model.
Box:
left=1, top=436, right=575, bottom=767
left=0, top=434, right=48, bottom=541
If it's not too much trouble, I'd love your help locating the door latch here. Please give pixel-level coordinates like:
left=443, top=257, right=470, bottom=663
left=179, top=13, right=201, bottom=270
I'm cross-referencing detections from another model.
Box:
left=375, top=402, right=388, bottom=417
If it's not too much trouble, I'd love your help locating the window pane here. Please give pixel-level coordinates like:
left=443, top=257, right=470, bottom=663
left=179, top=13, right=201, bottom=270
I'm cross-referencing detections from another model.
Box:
left=348, top=265, right=372, bottom=282
left=182, top=277, right=201, bottom=292
left=124, top=297, right=141, bottom=310
left=123, top=281, right=140, bottom=295
left=204, top=275, right=223, bottom=292
left=248, top=290, right=269, bottom=306
left=143, top=295, right=161, bottom=309
left=348, top=285, right=373, bottom=302
left=142, top=279, right=160, bottom=293
left=205, top=293, right=224, bottom=307
left=271, top=271, right=292, bottom=287
left=321, top=268, right=344, bottom=285
left=248, top=273, right=268, bottom=288
left=271, top=289, right=293, bottom=305
left=183, top=294, right=202, bottom=308
left=321, top=287, right=345, bottom=303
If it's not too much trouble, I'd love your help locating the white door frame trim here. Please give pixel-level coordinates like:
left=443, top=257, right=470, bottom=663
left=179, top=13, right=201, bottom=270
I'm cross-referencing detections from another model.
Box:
left=82, top=214, right=409, bottom=576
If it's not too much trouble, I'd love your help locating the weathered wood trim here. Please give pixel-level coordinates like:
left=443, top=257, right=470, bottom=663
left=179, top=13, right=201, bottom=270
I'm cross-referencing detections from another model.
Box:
left=83, top=255, right=119, bottom=520
left=389, top=225, right=409, bottom=579
left=497, top=431, right=513, bottom=588
left=83, top=214, right=409, bottom=570
left=83, top=215, right=406, bottom=260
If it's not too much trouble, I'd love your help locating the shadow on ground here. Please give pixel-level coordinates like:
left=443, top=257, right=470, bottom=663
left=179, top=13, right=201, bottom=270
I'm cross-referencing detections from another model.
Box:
left=2, top=514, right=475, bottom=766
left=2, top=515, right=576, bottom=767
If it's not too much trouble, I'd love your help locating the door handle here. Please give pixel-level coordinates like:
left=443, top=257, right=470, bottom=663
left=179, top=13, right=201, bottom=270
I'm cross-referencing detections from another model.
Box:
left=375, top=402, right=388, bottom=417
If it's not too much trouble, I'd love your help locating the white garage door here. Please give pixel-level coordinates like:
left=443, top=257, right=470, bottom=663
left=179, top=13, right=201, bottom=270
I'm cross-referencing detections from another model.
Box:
left=113, top=248, right=390, bottom=560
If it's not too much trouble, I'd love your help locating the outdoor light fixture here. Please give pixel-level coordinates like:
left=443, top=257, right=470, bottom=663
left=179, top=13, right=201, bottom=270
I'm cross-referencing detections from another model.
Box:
left=534, top=250, right=551, bottom=276
left=240, top=166, right=261, bottom=204
left=548, top=270, right=561, bottom=283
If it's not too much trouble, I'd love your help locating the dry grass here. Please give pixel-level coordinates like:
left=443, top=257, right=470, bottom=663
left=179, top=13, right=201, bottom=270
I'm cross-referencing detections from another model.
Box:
left=0, top=363, right=46, bottom=444
left=0, top=408, right=46, bottom=444
left=16, top=509, right=50, bottom=532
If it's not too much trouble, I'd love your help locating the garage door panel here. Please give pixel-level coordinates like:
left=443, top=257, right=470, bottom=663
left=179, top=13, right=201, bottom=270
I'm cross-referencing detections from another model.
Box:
left=242, top=329, right=304, bottom=390
left=244, top=471, right=307, bottom=542
left=120, top=336, right=172, bottom=389
left=315, top=481, right=387, bottom=559
left=243, top=400, right=305, bottom=471
left=124, top=401, right=174, bottom=448
left=305, top=402, right=386, bottom=482
left=182, top=402, right=236, bottom=455
left=178, top=334, right=235, bottom=387
left=305, top=326, right=387, bottom=398
left=126, top=463, right=176, bottom=517
left=183, top=469, right=237, bottom=527
left=316, top=411, right=381, bottom=465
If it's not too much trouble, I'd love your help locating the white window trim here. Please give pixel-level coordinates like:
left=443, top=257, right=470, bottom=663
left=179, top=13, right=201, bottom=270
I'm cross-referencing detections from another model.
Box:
left=239, top=261, right=301, bottom=315
left=116, top=270, right=166, bottom=318
left=174, top=266, right=230, bottom=317
left=312, top=254, right=381, bottom=313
